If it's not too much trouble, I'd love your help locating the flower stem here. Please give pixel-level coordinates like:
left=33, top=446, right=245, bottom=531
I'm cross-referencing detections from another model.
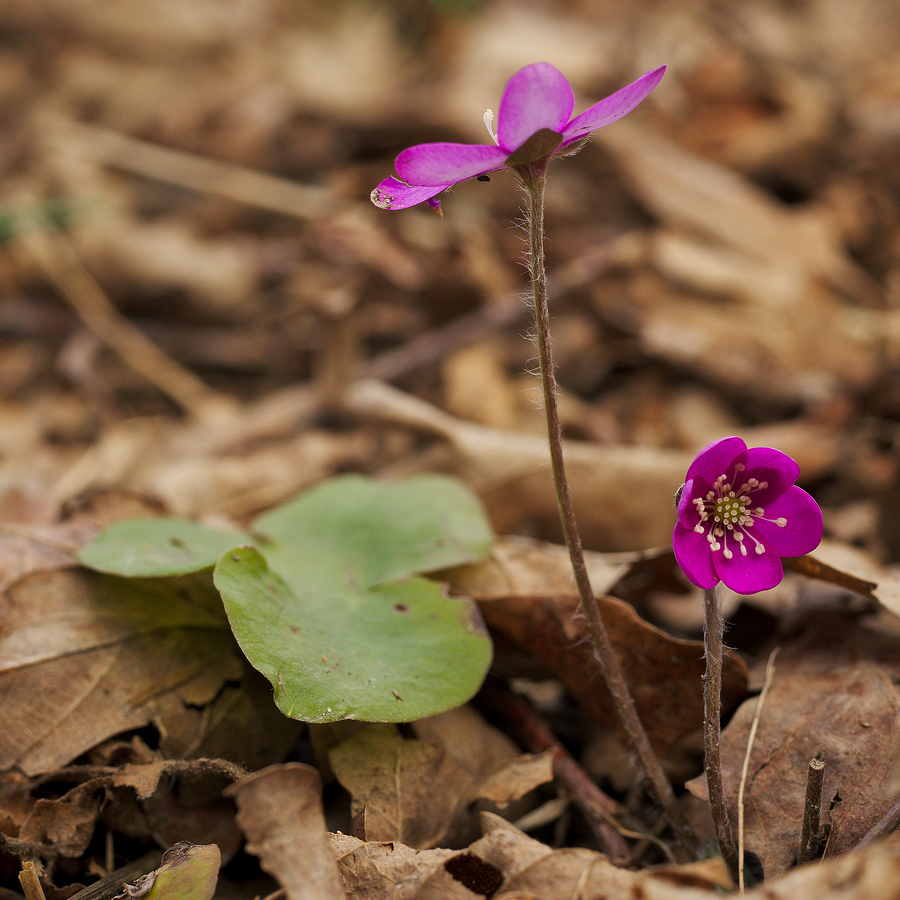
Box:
left=518, top=164, right=698, bottom=860
left=702, top=585, right=739, bottom=882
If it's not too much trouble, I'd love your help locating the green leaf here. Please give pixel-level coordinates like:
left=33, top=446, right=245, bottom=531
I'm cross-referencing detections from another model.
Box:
left=78, top=518, right=248, bottom=577
left=130, top=843, right=220, bottom=900
left=214, top=547, right=491, bottom=722
left=253, top=474, right=494, bottom=590
left=214, top=475, right=494, bottom=723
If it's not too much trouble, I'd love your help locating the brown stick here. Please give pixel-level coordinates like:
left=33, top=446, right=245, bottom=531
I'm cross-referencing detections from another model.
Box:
left=797, top=757, right=826, bottom=864
left=483, top=680, right=630, bottom=859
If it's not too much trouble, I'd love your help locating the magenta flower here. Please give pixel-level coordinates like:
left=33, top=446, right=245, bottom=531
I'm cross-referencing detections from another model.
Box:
left=371, top=62, right=665, bottom=213
left=673, top=436, right=823, bottom=594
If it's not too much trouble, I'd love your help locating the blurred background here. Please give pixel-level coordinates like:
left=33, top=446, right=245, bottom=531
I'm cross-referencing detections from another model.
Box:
left=3, top=0, right=900, bottom=562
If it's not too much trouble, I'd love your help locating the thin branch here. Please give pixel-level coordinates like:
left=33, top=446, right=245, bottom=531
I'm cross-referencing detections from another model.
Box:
left=19, top=227, right=229, bottom=419
left=798, top=757, right=826, bottom=864
left=482, top=679, right=630, bottom=860
left=854, top=796, right=900, bottom=849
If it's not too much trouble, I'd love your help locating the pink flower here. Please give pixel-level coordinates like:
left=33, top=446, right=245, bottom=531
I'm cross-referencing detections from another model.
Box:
left=673, top=437, right=823, bottom=594
left=371, top=62, right=665, bottom=213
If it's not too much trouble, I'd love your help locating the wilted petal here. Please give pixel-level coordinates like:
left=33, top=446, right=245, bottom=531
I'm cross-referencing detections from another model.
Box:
left=561, top=66, right=666, bottom=145
left=395, top=143, right=508, bottom=186
left=714, top=541, right=784, bottom=593
left=749, top=488, right=823, bottom=557
left=672, top=525, right=718, bottom=589
left=370, top=177, right=450, bottom=211
left=497, top=63, right=574, bottom=151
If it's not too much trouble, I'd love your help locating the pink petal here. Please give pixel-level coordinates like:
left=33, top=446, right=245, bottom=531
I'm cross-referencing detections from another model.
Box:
left=395, top=143, right=508, bottom=186
left=672, top=524, right=718, bottom=589
left=736, top=447, right=800, bottom=504
left=676, top=474, right=710, bottom=529
left=371, top=177, right=450, bottom=211
left=497, top=63, right=574, bottom=152
left=714, top=542, right=784, bottom=594
left=561, top=66, right=666, bottom=145
left=750, top=488, right=823, bottom=557
left=685, top=436, right=746, bottom=487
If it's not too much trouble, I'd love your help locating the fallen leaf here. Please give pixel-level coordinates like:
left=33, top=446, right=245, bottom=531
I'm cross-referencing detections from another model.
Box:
left=2, top=758, right=244, bottom=862
left=0, top=568, right=243, bottom=775
left=477, top=592, right=747, bottom=760
left=227, top=764, right=345, bottom=900
left=687, top=612, right=900, bottom=877
left=330, top=810, right=900, bottom=899
left=119, top=842, right=220, bottom=900
left=328, top=707, right=550, bottom=849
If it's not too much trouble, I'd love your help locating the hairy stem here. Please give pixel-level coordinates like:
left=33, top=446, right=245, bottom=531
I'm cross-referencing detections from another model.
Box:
left=518, top=164, right=697, bottom=859
left=702, top=585, right=739, bottom=881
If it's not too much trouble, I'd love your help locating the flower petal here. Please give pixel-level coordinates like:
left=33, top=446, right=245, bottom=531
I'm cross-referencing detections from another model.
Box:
left=714, top=541, right=784, bottom=594
left=735, top=447, right=800, bottom=503
left=677, top=474, right=710, bottom=529
left=685, top=436, right=746, bottom=487
left=497, top=63, right=574, bottom=152
left=561, top=66, right=666, bottom=145
left=673, top=523, right=718, bottom=589
left=750, top=487, right=823, bottom=557
left=395, top=143, right=509, bottom=186
left=370, top=177, right=450, bottom=211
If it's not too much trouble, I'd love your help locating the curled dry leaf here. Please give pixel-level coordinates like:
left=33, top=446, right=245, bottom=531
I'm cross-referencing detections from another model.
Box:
left=347, top=380, right=836, bottom=550
left=1, top=757, right=244, bottom=862
left=328, top=707, right=552, bottom=850
left=227, top=764, right=345, bottom=900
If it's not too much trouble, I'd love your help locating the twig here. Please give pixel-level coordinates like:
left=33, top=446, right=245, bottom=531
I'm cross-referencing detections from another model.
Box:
left=702, top=585, right=739, bottom=883
left=19, top=227, right=230, bottom=419
left=518, top=164, right=698, bottom=861
left=737, top=647, right=779, bottom=890
left=797, top=757, right=826, bottom=864
left=855, top=795, right=900, bottom=849
left=65, top=852, right=162, bottom=900
left=45, top=117, right=332, bottom=222
left=18, top=862, right=47, bottom=900
left=482, top=679, right=630, bottom=860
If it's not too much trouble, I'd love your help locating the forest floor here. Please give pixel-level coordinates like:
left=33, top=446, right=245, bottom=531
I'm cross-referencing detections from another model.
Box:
left=2, top=0, right=900, bottom=898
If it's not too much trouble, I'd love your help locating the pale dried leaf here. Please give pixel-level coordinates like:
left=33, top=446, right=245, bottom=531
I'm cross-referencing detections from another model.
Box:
left=227, top=764, right=345, bottom=900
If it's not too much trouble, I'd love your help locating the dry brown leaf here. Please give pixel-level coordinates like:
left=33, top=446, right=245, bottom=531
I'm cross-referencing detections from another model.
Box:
left=227, top=764, right=345, bottom=900
left=328, top=707, right=548, bottom=850
left=687, top=613, right=900, bottom=877
left=0, top=567, right=263, bottom=775
left=330, top=811, right=900, bottom=899
left=477, top=592, right=747, bottom=761
left=442, top=535, right=642, bottom=601
left=3, top=757, right=244, bottom=861
left=328, top=833, right=456, bottom=900
left=599, top=120, right=856, bottom=288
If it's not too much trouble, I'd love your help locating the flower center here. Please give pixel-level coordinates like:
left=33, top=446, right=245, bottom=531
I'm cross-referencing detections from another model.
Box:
left=692, top=464, right=787, bottom=562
